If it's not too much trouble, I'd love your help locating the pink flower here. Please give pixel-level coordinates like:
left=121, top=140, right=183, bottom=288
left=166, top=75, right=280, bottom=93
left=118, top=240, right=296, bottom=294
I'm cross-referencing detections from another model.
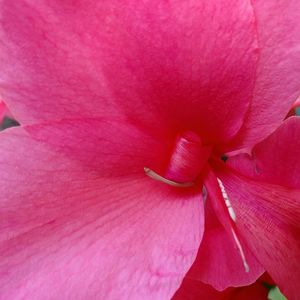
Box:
left=0, top=1, right=300, bottom=299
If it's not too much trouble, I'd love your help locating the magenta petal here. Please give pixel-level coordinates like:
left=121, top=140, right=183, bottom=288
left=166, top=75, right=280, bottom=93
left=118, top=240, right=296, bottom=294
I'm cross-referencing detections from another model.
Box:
left=218, top=170, right=300, bottom=300
left=0, top=1, right=121, bottom=124
left=228, top=117, right=300, bottom=189
left=0, top=121, right=204, bottom=299
left=96, top=0, right=259, bottom=143
left=0, top=1, right=258, bottom=142
left=230, top=282, right=269, bottom=300
left=173, top=278, right=230, bottom=300
left=173, top=274, right=269, bottom=300
left=229, top=0, right=300, bottom=149
left=187, top=198, right=263, bottom=290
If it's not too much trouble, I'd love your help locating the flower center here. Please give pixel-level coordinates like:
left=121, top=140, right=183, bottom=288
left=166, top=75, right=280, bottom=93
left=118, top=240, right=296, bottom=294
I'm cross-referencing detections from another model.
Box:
left=145, top=131, right=212, bottom=187
left=144, top=134, right=250, bottom=272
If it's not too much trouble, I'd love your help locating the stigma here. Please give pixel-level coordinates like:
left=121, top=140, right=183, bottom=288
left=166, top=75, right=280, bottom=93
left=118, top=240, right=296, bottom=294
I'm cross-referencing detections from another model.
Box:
left=144, top=131, right=212, bottom=187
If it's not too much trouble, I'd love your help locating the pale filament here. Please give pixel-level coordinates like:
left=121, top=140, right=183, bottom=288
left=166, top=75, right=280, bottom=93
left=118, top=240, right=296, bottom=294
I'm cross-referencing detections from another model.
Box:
left=144, top=167, right=194, bottom=188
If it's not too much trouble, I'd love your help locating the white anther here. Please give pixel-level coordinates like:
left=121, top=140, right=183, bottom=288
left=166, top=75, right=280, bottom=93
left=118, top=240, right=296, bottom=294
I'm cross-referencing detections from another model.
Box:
left=217, top=178, right=236, bottom=222
left=144, top=167, right=194, bottom=188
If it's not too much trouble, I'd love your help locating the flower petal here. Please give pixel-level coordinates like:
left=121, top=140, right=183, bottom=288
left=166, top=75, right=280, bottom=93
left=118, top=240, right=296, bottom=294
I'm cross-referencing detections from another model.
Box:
left=0, top=1, right=120, bottom=124
left=229, top=280, right=269, bottom=300
left=0, top=120, right=204, bottom=299
left=228, top=0, right=300, bottom=149
left=227, top=117, right=300, bottom=189
left=173, top=278, right=231, bottom=300
left=173, top=274, right=269, bottom=300
left=218, top=170, right=300, bottom=300
left=0, top=1, right=258, bottom=142
left=187, top=197, right=263, bottom=290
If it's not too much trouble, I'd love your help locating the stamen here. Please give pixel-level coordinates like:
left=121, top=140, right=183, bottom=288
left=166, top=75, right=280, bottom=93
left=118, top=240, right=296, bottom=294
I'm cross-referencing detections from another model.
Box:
left=217, top=178, right=236, bottom=222
left=144, top=167, right=194, bottom=188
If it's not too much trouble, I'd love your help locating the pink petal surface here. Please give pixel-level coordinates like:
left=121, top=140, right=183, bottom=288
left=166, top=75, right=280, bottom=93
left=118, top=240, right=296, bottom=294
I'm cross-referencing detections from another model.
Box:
left=227, top=117, right=300, bottom=189
left=187, top=197, right=263, bottom=290
left=218, top=170, right=300, bottom=300
left=0, top=1, right=120, bottom=124
left=0, top=1, right=258, bottom=142
left=228, top=0, right=300, bottom=150
left=0, top=120, right=204, bottom=299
